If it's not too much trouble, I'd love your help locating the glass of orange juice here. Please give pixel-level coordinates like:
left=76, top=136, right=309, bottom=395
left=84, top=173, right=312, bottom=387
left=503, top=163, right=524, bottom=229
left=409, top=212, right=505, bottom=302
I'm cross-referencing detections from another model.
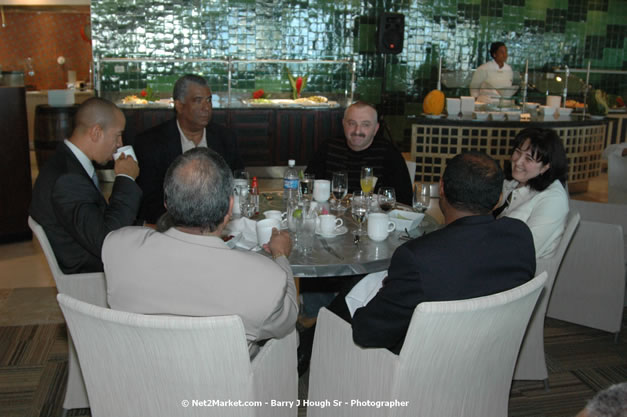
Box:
left=360, top=166, right=376, bottom=196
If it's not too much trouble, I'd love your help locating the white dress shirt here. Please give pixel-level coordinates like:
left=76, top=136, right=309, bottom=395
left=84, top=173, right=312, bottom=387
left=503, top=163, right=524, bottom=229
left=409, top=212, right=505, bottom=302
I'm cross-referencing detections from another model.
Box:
left=64, top=139, right=96, bottom=179
left=177, top=120, right=207, bottom=153
left=497, top=179, right=569, bottom=259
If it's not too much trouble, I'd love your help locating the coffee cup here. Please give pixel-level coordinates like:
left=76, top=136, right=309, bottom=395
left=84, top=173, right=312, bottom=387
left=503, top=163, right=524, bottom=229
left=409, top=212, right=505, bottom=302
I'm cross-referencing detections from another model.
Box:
left=264, top=210, right=286, bottom=223
left=460, top=96, right=475, bottom=115
left=256, top=218, right=281, bottom=246
left=317, top=214, right=343, bottom=236
left=113, top=145, right=137, bottom=162
left=313, top=179, right=331, bottom=202
left=446, top=98, right=461, bottom=117
left=367, top=213, right=396, bottom=242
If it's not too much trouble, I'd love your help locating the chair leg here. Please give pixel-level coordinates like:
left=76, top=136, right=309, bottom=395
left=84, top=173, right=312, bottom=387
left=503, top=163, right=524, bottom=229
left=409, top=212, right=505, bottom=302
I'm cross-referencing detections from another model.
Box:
left=543, top=379, right=550, bottom=392
left=614, top=332, right=620, bottom=344
left=60, top=409, right=69, bottom=417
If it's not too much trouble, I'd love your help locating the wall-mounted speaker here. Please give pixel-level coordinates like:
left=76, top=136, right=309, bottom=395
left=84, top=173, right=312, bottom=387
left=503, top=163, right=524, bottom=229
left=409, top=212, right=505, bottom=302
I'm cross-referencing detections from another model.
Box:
left=377, top=13, right=404, bottom=55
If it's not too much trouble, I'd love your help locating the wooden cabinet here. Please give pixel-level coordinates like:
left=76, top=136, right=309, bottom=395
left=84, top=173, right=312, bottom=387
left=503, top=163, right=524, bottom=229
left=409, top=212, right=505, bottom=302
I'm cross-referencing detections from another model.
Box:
left=121, top=107, right=344, bottom=167
left=0, top=87, right=32, bottom=243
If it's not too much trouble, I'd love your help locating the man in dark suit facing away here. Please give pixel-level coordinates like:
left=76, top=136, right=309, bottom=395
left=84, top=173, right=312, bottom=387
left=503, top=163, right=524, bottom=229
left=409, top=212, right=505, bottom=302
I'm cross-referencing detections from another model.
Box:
left=30, top=97, right=142, bottom=274
left=298, top=151, right=536, bottom=374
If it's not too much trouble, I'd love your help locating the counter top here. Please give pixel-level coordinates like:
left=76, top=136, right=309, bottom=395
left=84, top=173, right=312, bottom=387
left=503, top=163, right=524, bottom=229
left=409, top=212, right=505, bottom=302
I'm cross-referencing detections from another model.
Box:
left=410, top=113, right=609, bottom=127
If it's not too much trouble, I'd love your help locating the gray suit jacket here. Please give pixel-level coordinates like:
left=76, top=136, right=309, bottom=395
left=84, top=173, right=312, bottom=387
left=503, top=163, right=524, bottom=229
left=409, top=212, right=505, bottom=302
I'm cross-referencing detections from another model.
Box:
left=103, top=226, right=298, bottom=354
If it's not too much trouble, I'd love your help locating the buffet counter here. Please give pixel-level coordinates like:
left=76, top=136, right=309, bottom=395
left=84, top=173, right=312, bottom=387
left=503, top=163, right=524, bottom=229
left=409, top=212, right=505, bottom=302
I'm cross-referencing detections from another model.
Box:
left=410, top=114, right=608, bottom=192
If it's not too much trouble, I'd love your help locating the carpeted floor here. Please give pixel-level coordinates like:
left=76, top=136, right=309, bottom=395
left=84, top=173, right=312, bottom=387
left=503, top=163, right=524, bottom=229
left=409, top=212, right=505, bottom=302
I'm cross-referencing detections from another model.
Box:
left=1, top=308, right=625, bottom=417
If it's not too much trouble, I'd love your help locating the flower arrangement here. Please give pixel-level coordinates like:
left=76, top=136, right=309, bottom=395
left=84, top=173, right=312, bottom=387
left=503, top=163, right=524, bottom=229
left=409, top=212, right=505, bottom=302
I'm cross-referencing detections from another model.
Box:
left=252, top=89, right=269, bottom=99
left=285, top=66, right=307, bottom=100
left=140, top=86, right=159, bottom=102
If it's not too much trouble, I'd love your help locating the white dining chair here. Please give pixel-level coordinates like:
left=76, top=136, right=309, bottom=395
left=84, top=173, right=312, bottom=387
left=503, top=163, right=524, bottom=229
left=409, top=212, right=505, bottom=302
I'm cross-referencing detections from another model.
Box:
left=28, top=216, right=107, bottom=415
left=513, top=210, right=580, bottom=387
left=547, top=200, right=626, bottom=339
left=608, top=150, right=627, bottom=204
left=306, top=272, right=547, bottom=417
left=57, top=293, right=298, bottom=417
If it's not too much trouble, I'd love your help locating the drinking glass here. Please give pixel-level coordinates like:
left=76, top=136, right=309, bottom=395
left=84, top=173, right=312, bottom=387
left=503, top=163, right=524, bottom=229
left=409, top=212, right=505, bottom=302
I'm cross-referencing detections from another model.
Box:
left=239, top=186, right=256, bottom=218
left=360, top=167, right=376, bottom=197
left=378, top=187, right=396, bottom=212
left=351, top=191, right=369, bottom=236
left=234, top=169, right=249, bottom=182
left=413, top=183, right=431, bottom=213
left=331, top=171, right=348, bottom=209
left=299, top=173, right=315, bottom=200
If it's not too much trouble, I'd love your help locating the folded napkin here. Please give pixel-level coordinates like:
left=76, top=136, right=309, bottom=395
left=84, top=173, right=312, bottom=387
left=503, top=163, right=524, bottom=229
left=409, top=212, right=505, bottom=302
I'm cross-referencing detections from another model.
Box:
left=224, top=217, right=258, bottom=250
left=345, top=270, right=388, bottom=317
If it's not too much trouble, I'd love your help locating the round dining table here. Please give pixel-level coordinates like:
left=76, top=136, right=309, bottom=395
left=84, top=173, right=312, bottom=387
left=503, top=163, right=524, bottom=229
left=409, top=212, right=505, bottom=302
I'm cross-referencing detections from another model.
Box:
left=257, top=193, right=441, bottom=278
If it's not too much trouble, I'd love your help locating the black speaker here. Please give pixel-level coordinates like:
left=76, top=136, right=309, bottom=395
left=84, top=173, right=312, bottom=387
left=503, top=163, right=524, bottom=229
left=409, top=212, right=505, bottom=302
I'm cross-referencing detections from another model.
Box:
left=377, top=13, right=404, bottom=54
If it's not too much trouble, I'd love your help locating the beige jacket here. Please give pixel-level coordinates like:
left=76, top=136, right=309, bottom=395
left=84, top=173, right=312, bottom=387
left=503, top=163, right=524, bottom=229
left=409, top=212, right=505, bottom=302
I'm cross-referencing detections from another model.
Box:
left=103, top=226, right=298, bottom=355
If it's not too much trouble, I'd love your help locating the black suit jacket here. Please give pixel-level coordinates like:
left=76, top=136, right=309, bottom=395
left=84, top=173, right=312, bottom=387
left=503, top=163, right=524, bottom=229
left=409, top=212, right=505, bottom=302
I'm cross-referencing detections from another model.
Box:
left=134, top=118, right=244, bottom=223
left=29, top=142, right=142, bottom=274
left=351, top=214, right=536, bottom=353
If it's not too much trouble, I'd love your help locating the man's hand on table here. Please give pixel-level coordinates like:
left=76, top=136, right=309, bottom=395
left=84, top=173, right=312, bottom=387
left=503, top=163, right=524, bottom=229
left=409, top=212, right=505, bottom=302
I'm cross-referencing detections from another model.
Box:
left=264, top=227, right=292, bottom=259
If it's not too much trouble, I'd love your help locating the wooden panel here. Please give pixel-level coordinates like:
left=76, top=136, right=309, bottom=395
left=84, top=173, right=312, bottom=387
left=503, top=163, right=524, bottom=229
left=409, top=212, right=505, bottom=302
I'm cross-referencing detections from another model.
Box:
left=229, top=109, right=275, bottom=166
left=275, top=109, right=317, bottom=165
left=0, top=87, right=32, bottom=243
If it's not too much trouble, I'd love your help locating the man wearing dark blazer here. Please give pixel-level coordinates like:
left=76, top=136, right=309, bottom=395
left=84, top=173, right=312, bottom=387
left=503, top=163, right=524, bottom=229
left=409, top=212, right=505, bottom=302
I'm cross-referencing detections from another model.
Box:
left=134, top=74, right=244, bottom=224
left=30, top=98, right=142, bottom=274
left=349, top=151, right=536, bottom=353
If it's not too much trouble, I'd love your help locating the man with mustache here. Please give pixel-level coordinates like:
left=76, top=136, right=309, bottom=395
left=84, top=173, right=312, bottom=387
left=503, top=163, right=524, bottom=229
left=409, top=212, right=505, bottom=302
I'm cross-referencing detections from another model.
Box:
left=299, top=101, right=413, bottom=352
left=134, top=74, right=244, bottom=224
left=305, top=101, right=412, bottom=205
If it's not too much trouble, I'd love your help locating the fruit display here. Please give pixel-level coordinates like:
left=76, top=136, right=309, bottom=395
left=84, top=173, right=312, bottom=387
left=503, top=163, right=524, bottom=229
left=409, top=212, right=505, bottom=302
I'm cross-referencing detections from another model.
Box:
left=423, top=89, right=445, bottom=115
left=586, top=90, right=610, bottom=116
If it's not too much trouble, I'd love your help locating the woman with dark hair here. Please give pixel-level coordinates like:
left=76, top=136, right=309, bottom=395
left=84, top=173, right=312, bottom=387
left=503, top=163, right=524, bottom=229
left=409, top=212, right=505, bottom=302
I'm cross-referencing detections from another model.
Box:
left=469, top=41, right=514, bottom=103
left=494, top=128, right=569, bottom=258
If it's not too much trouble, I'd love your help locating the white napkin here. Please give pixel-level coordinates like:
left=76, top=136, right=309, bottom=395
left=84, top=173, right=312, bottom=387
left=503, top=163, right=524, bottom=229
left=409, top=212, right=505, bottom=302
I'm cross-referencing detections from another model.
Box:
left=224, top=217, right=258, bottom=250
left=345, top=270, right=388, bottom=317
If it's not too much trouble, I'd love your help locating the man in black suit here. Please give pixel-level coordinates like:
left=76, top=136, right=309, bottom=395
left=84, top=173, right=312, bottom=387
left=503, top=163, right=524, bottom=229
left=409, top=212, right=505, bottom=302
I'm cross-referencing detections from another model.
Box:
left=134, top=74, right=244, bottom=223
left=350, top=151, right=536, bottom=352
left=30, top=98, right=142, bottom=274
left=298, top=151, right=535, bottom=373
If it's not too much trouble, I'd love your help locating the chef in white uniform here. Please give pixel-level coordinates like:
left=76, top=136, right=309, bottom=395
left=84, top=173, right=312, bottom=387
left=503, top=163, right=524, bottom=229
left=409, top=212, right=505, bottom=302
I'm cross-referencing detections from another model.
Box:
left=469, top=42, right=514, bottom=103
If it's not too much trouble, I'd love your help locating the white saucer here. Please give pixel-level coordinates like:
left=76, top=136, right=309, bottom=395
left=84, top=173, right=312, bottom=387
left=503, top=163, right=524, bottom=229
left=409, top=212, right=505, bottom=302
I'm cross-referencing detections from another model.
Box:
left=315, top=226, right=348, bottom=238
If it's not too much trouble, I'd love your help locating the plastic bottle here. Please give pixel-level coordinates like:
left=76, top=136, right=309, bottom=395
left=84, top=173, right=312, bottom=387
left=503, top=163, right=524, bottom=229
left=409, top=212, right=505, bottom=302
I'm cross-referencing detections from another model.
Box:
left=251, top=176, right=259, bottom=214
left=283, top=159, right=299, bottom=201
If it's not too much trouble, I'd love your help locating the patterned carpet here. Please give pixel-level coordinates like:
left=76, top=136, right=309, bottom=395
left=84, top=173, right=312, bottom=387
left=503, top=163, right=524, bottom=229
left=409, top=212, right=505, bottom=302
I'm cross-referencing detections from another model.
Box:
left=1, top=309, right=625, bottom=417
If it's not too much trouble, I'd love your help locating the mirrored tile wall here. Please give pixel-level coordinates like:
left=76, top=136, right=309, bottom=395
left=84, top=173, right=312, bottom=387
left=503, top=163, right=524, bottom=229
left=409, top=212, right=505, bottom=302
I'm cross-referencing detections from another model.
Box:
left=92, top=0, right=627, bottom=111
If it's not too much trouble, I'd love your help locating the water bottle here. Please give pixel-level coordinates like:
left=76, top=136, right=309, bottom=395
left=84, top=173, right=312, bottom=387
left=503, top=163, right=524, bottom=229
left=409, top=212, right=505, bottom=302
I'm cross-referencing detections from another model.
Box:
left=283, top=159, right=299, bottom=201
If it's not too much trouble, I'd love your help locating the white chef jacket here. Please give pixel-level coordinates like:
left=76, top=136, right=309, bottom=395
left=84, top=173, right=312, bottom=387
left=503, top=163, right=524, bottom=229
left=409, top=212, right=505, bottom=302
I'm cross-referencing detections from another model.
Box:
left=470, top=60, right=514, bottom=103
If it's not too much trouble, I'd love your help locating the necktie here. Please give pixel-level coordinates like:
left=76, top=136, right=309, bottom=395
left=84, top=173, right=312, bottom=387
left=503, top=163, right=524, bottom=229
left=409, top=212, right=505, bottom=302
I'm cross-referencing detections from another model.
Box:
left=493, top=192, right=512, bottom=218
left=91, top=171, right=100, bottom=190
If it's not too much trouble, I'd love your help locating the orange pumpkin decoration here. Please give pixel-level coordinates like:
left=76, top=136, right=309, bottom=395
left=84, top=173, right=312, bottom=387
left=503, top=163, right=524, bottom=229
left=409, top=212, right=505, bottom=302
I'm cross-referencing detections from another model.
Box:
left=423, top=90, right=445, bottom=115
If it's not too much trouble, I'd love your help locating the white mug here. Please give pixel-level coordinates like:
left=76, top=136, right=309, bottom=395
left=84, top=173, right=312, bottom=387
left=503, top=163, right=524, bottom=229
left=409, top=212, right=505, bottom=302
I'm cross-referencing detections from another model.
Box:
left=446, top=98, right=461, bottom=117
left=317, top=214, right=343, bottom=236
left=546, top=95, right=561, bottom=108
left=264, top=210, right=286, bottom=223
left=256, top=218, right=280, bottom=246
left=113, top=145, right=137, bottom=162
left=460, top=96, right=475, bottom=115
left=367, top=213, right=396, bottom=242
left=313, top=179, right=331, bottom=202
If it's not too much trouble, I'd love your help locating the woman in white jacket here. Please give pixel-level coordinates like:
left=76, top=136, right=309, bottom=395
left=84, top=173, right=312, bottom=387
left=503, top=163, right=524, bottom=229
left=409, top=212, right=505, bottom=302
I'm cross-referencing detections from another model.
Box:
left=494, top=128, right=569, bottom=258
